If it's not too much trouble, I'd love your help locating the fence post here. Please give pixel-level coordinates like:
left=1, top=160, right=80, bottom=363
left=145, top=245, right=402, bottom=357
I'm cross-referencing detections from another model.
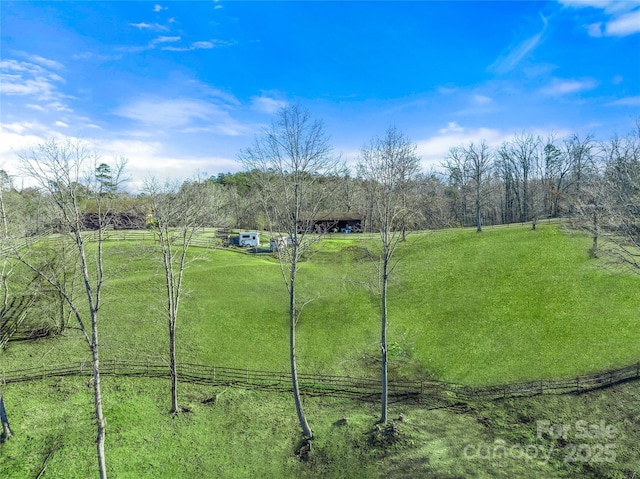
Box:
left=246, top=368, right=249, bottom=384
left=637, top=361, right=639, bottom=378
left=576, top=377, right=580, bottom=393
left=539, top=380, right=543, bottom=395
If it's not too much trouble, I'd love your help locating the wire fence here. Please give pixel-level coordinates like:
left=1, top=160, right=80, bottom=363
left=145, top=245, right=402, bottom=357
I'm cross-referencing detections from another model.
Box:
left=2, top=358, right=639, bottom=403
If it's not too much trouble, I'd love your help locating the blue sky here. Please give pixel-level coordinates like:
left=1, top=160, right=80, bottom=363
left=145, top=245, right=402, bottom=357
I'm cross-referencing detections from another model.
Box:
left=1, top=0, right=639, bottom=189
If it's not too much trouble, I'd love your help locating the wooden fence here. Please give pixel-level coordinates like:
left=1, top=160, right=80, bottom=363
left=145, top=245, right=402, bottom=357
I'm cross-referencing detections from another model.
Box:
left=0, top=296, right=35, bottom=350
left=2, top=358, right=639, bottom=403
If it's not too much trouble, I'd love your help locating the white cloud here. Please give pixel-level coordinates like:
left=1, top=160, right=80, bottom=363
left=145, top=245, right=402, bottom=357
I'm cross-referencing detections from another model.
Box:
left=251, top=96, right=287, bottom=114
left=1, top=120, right=51, bottom=136
left=113, top=97, right=249, bottom=136
left=561, top=0, right=640, bottom=37
left=72, top=51, right=123, bottom=62
left=54, top=121, right=69, bottom=128
left=161, top=39, right=234, bottom=52
left=417, top=125, right=511, bottom=169
left=438, top=122, right=465, bottom=134
left=488, top=16, right=548, bottom=74
left=26, top=104, right=46, bottom=111
left=473, top=94, right=493, bottom=105
left=192, top=41, right=215, bottom=49
left=489, top=33, right=543, bottom=74
left=0, top=123, right=238, bottom=192
left=47, top=101, right=72, bottom=112
left=0, top=121, right=62, bottom=176
left=0, top=59, right=68, bottom=105
left=114, top=98, right=213, bottom=127
left=120, top=36, right=233, bottom=54
left=129, top=22, right=168, bottom=32
left=540, top=78, right=598, bottom=95
left=91, top=138, right=237, bottom=191
left=588, top=22, right=604, bottom=36
left=22, top=54, right=64, bottom=70
left=607, top=96, right=640, bottom=106
left=559, top=0, right=640, bottom=15
left=605, top=9, right=640, bottom=36
left=150, top=35, right=181, bottom=45
left=415, top=123, right=573, bottom=170
left=153, top=4, right=167, bottom=12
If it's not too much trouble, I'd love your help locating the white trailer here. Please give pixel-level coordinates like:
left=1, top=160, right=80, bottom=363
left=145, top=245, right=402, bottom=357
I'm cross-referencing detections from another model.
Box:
left=238, top=231, right=260, bottom=247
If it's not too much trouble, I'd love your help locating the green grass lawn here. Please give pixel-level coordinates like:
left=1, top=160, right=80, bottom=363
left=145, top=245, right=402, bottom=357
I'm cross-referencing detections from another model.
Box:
left=1, top=376, right=638, bottom=478
left=3, top=223, right=639, bottom=385
left=2, top=223, right=640, bottom=478
left=396, top=225, right=640, bottom=384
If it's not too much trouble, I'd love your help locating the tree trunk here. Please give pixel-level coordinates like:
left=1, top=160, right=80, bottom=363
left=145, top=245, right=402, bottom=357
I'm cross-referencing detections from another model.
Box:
left=79, top=237, right=108, bottom=479
left=379, top=262, right=389, bottom=424
left=169, top=319, right=180, bottom=414
left=592, top=207, right=599, bottom=253
left=91, top=342, right=107, bottom=479
left=290, top=259, right=312, bottom=440
left=476, top=187, right=482, bottom=233
left=0, top=390, right=12, bottom=442
left=475, top=169, right=483, bottom=232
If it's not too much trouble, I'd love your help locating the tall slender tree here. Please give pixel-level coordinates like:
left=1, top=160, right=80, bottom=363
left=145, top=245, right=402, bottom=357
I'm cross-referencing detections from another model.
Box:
left=357, top=126, right=421, bottom=425
left=239, top=104, right=337, bottom=443
left=466, top=141, right=493, bottom=232
left=144, top=177, right=226, bottom=414
left=17, top=138, right=126, bottom=479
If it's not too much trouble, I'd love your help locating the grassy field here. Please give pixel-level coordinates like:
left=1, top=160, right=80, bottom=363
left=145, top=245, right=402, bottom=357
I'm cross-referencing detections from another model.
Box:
left=1, top=376, right=638, bottom=478
left=1, top=222, right=639, bottom=477
left=3, top=223, right=638, bottom=384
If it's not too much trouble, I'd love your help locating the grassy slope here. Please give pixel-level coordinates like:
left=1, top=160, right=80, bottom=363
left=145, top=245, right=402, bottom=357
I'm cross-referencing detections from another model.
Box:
left=2, top=223, right=640, bottom=478
left=1, top=377, right=638, bottom=478
left=3, top=223, right=638, bottom=384
left=396, top=224, right=640, bottom=384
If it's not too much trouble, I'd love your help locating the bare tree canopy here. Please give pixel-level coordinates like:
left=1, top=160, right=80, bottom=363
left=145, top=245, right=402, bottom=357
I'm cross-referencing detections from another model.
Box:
left=357, top=125, right=421, bottom=425
left=598, top=127, right=640, bottom=271
left=239, top=104, right=338, bottom=444
left=15, top=138, right=127, bottom=479
left=144, top=176, right=227, bottom=414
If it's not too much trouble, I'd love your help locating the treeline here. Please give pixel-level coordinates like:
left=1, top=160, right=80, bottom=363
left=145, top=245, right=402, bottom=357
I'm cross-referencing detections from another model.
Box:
left=1, top=124, right=638, bottom=237
left=210, top=125, right=639, bottom=235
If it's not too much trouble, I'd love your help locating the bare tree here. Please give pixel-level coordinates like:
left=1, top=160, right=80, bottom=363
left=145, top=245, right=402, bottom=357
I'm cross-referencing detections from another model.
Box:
left=567, top=134, right=596, bottom=211
left=466, top=141, right=493, bottom=232
left=0, top=172, right=12, bottom=443
left=0, top=170, right=15, bottom=314
left=497, top=133, right=541, bottom=224
left=239, top=104, right=337, bottom=444
left=357, top=126, right=421, bottom=425
left=16, top=138, right=126, bottom=479
left=442, top=146, right=471, bottom=226
left=597, top=127, right=640, bottom=271
left=144, top=177, right=226, bottom=414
